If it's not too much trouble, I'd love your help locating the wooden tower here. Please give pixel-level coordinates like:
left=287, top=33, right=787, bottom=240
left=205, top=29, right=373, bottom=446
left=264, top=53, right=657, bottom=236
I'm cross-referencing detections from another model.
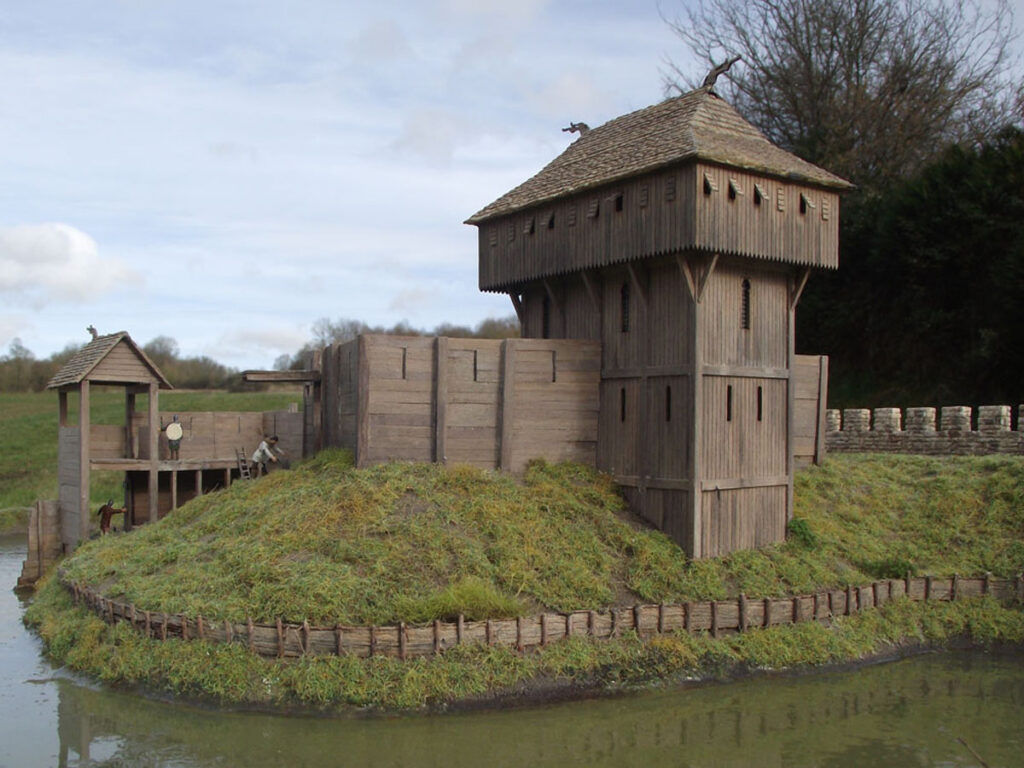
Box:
left=466, top=86, right=852, bottom=558
left=47, top=331, right=171, bottom=549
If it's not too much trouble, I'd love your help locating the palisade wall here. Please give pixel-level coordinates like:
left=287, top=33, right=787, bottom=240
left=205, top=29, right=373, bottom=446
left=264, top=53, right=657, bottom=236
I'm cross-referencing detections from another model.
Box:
left=62, top=574, right=1023, bottom=660
left=826, top=405, right=1024, bottom=456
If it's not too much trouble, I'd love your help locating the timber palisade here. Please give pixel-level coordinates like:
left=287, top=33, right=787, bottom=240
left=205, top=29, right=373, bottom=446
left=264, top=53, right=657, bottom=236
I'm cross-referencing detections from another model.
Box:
left=62, top=573, right=1024, bottom=660
left=465, top=85, right=852, bottom=558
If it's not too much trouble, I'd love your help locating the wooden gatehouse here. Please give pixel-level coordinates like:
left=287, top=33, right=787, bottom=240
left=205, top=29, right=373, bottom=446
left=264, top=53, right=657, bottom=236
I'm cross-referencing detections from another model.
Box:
left=465, top=85, right=852, bottom=558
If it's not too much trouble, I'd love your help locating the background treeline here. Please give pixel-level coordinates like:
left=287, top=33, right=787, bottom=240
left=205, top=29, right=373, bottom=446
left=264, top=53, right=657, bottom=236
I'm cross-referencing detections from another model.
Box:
left=273, top=315, right=519, bottom=370
left=668, top=0, right=1023, bottom=407
left=0, top=336, right=241, bottom=392
left=0, top=316, right=519, bottom=392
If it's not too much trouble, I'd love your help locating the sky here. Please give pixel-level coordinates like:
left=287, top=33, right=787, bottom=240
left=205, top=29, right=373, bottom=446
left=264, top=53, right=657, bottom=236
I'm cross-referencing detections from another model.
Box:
left=0, top=0, right=697, bottom=370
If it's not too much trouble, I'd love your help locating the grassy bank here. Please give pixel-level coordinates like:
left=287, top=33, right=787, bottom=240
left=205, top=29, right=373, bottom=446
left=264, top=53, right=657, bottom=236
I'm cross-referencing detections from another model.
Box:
left=0, top=389, right=302, bottom=516
left=23, top=452, right=1024, bottom=710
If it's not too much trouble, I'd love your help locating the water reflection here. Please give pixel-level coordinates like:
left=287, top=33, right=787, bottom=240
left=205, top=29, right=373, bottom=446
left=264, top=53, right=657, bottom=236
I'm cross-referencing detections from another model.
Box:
left=45, top=647, right=1024, bottom=768
left=4, top=534, right=1022, bottom=768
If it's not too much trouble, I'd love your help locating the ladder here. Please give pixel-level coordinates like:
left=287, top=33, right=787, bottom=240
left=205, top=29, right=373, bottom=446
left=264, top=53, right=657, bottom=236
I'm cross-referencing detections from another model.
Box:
left=236, top=449, right=252, bottom=480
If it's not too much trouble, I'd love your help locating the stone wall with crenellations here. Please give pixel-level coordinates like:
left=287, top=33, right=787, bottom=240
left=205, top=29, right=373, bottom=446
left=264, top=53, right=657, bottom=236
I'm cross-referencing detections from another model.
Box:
left=826, top=405, right=1024, bottom=456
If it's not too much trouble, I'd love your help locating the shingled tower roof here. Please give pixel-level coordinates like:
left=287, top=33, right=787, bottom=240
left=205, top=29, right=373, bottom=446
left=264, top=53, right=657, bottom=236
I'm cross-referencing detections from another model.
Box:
left=466, top=86, right=852, bottom=225
left=47, top=331, right=172, bottom=390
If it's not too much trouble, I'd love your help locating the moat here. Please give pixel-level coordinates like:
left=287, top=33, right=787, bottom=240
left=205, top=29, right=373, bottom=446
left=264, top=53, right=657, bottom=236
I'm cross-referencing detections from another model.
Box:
left=2, top=534, right=1021, bottom=767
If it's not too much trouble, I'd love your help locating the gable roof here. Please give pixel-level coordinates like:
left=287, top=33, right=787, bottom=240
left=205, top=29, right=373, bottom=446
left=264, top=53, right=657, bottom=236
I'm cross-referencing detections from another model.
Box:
left=47, top=331, right=172, bottom=390
left=466, top=86, right=853, bottom=225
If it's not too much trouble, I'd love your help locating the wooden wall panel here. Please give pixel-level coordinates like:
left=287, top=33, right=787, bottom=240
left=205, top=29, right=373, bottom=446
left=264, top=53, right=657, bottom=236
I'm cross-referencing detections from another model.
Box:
left=601, top=266, right=647, bottom=372
left=478, top=162, right=842, bottom=292
left=647, top=261, right=692, bottom=368
left=88, top=341, right=158, bottom=383
left=701, top=261, right=789, bottom=369
left=693, top=164, right=839, bottom=271
left=645, top=375, right=689, bottom=479
left=479, top=167, right=698, bottom=291
left=701, top=377, right=787, bottom=481
left=647, top=488, right=693, bottom=555
left=88, top=424, right=125, bottom=459
left=701, top=486, right=787, bottom=558
left=793, top=354, right=827, bottom=467
left=597, top=378, right=640, bottom=477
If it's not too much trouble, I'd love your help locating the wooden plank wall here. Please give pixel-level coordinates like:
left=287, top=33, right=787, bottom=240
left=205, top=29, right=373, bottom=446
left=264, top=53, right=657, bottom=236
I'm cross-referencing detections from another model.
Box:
left=263, top=411, right=304, bottom=463
left=478, top=163, right=840, bottom=292
left=87, top=340, right=158, bottom=383
left=58, top=427, right=81, bottom=552
left=133, top=412, right=265, bottom=460
left=89, top=424, right=126, bottom=459
left=319, top=335, right=601, bottom=472
left=793, top=355, right=828, bottom=467
left=694, top=163, right=839, bottom=272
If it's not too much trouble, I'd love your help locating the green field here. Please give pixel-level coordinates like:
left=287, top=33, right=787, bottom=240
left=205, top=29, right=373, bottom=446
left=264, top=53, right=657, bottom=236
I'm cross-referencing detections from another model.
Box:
left=0, top=390, right=302, bottom=520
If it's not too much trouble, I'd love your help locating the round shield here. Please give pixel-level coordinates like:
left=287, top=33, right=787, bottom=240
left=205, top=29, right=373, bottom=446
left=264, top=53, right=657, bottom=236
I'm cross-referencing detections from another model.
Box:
left=166, top=422, right=184, bottom=440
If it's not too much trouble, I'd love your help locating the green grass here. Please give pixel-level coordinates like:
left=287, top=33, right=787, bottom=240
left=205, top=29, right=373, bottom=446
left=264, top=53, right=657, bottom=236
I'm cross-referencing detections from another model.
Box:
left=55, top=453, right=1024, bottom=627
left=21, top=450, right=1024, bottom=710
left=0, top=389, right=302, bottom=512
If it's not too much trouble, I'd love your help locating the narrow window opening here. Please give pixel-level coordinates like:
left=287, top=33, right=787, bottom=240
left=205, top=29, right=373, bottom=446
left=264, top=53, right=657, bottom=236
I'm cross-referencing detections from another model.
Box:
left=587, top=199, right=600, bottom=219
left=614, top=193, right=624, bottom=212
left=665, top=386, right=672, bottom=422
left=620, top=387, right=626, bottom=422
left=547, top=211, right=556, bottom=229
left=551, top=350, right=557, bottom=382
left=508, top=222, right=516, bottom=242
left=473, top=350, right=478, bottom=382
left=726, top=385, right=733, bottom=422
left=757, top=386, right=763, bottom=422
left=753, top=185, right=765, bottom=206
left=620, top=281, right=630, bottom=333
left=525, top=217, right=536, bottom=234
left=799, top=195, right=807, bottom=214
left=542, top=294, right=551, bottom=339
left=728, top=179, right=743, bottom=201
left=741, top=279, right=751, bottom=330
left=638, top=184, right=649, bottom=207
left=728, top=183, right=736, bottom=201
left=401, top=347, right=407, bottom=380
left=567, top=207, right=577, bottom=227
left=703, top=175, right=713, bottom=195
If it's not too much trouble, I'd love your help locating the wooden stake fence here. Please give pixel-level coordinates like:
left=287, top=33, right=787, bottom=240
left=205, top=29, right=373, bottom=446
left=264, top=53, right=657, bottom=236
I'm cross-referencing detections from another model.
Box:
left=60, top=573, right=1022, bottom=661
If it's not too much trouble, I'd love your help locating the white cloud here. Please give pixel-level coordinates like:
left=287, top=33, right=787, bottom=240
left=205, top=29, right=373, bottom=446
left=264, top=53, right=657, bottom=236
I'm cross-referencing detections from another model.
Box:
left=205, top=326, right=312, bottom=365
left=0, top=223, right=141, bottom=307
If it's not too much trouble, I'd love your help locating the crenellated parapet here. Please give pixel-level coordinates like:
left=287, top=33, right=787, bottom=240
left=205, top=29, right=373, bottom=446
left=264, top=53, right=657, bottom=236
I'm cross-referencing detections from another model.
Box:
left=825, top=405, right=1024, bottom=456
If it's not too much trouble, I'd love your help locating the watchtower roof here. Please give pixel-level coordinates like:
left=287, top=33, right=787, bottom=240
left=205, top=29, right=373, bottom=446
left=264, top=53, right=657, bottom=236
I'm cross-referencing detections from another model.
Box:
left=466, top=86, right=852, bottom=225
left=47, top=331, right=172, bottom=390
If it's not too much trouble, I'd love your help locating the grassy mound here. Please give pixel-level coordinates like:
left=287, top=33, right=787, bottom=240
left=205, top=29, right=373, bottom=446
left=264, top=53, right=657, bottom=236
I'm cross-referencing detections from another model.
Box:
left=58, top=453, right=1024, bottom=628
left=27, top=452, right=1024, bottom=710
left=59, top=452, right=692, bottom=625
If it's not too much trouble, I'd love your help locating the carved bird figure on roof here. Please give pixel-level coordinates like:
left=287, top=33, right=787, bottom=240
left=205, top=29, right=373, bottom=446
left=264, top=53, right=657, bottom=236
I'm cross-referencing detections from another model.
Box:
left=562, top=122, right=590, bottom=135
left=87, top=325, right=98, bottom=340
left=702, top=55, right=741, bottom=88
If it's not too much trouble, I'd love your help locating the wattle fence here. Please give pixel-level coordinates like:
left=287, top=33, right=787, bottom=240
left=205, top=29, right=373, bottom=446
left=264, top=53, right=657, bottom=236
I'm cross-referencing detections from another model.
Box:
left=61, top=573, right=1023, bottom=660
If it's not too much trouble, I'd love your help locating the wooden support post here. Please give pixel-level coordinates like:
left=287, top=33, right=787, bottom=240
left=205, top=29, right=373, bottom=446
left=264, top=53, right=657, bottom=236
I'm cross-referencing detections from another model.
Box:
left=78, top=380, right=91, bottom=545
left=356, top=336, right=370, bottom=468
left=814, top=356, right=829, bottom=465
left=786, top=282, right=796, bottom=523
left=434, top=337, right=448, bottom=464
left=711, top=602, right=719, bottom=637
left=336, top=625, right=344, bottom=656
left=456, top=614, right=464, bottom=646
left=508, top=292, right=524, bottom=325
left=398, top=622, right=406, bottom=660
left=952, top=574, right=959, bottom=601
left=195, top=469, right=203, bottom=497
left=147, top=381, right=159, bottom=524
left=170, top=469, right=178, bottom=511
left=498, top=339, right=516, bottom=471
left=764, top=596, right=771, bottom=627
left=540, top=613, right=548, bottom=646
left=739, top=593, right=748, bottom=631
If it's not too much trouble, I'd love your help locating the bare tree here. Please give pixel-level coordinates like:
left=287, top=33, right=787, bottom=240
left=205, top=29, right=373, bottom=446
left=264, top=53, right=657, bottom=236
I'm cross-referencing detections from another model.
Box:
left=663, top=0, right=1019, bottom=187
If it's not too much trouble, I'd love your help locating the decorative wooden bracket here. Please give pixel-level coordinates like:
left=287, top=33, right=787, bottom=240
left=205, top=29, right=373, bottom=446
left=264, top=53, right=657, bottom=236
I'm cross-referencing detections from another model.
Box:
left=508, top=292, right=524, bottom=324
left=789, top=267, right=811, bottom=310
left=676, top=253, right=719, bottom=303
left=626, top=262, right=648, bottom=309
left=580, top=271, right=600, bottom=313
left=542, top=279, right=561, bottom=313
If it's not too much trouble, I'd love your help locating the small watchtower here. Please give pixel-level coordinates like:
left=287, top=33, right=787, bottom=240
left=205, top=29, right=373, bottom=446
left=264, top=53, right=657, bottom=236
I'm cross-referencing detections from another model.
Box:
left=47, top=331, right=171, bottom=549
left=467, top=86, right=852, bottom=558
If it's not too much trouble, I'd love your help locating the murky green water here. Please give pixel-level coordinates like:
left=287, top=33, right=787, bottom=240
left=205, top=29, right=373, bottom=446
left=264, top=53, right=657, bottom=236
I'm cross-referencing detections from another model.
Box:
left=3, top=534, right=1022, bottom=767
